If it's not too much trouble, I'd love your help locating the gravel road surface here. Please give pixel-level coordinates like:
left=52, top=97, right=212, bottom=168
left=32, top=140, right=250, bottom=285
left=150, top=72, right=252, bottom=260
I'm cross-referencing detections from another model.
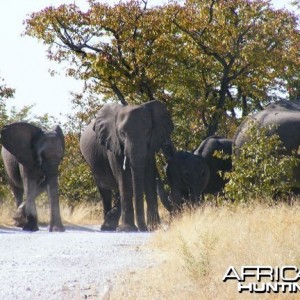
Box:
left=0, top=225, right=158, bottom=300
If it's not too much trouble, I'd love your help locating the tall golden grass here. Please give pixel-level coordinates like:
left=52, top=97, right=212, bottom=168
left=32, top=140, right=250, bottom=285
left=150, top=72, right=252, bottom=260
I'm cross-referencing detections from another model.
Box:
left=110, top=202, right=300, bottom=299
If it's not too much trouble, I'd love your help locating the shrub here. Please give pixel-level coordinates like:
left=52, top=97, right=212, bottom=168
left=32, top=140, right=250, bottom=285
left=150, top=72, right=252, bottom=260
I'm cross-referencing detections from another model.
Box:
left=224, top=120, right=300, bottom=202
left=59, top=132, right=98, bottom=207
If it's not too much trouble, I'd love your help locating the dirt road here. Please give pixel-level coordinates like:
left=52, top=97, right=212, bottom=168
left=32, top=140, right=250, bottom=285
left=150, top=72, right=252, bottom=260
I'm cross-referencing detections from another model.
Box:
left=0, top=226, right=158, bottom=300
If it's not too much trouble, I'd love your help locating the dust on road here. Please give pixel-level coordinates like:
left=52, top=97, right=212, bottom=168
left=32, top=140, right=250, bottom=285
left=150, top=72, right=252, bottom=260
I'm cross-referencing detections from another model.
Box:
left=0, top=226, right=158, bottom=300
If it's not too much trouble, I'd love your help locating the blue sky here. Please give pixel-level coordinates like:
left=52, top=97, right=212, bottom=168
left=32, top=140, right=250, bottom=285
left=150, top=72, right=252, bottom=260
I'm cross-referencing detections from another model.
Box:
left=0, top=0, right=297, bottom=122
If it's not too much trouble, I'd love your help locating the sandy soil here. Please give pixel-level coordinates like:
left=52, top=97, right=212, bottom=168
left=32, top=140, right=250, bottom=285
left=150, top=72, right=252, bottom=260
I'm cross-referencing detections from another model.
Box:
left=0, top=225, right=159, bottom=300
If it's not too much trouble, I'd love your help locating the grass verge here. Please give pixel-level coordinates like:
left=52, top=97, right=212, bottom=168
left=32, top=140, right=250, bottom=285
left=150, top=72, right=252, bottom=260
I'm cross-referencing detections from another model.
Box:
left=110, top=202, right=300, bottom=299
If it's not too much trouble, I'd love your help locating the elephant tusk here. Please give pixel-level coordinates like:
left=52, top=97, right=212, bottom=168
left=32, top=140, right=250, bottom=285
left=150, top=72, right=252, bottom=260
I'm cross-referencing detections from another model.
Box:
left=123, top=156, right=127, bottom=170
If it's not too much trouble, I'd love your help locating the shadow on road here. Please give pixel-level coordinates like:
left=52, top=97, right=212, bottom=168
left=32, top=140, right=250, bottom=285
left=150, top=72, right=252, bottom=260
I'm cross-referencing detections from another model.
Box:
left=0, top=224, right=100, bottom=234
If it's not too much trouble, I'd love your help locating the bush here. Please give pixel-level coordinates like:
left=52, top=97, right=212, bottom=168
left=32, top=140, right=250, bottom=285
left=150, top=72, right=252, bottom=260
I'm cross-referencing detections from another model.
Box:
left=224, top=120, right=300, bottom=202
left=59, top=132, right=98, bottom=207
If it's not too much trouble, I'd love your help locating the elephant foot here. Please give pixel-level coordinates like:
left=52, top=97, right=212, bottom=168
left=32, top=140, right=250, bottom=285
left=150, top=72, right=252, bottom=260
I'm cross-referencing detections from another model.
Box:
left=101, top=207, right=120, bottom=231
left=137, top=223, right=148, bottom=232
left=49, top=224, right=65, bottom=232
left=101, top=222, right=117, bottom=232
left=147, top=212, right=160, bottom=231
left=117, top=223, right=138, bottom=232
left=23, top=216, right=39, bottom=232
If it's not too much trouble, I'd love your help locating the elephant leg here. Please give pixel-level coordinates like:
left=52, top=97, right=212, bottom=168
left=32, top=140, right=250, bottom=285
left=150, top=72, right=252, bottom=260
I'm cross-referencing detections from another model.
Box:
left=170, top=188, right=184, bottom=212
left=132, top=166, right=148, bottom=232
left=47, top=177, right=65, bottom=232
left=100, top=188, right=112, bottom=215
left=9, top=183, right=26, bottom=227
left=10, top=183, right=23, bottom=207
left=99, top=189, right=120, bottom=231
left=22, top=177, right=39, bottom=232
left=145, top=164, right=160, bottom=231
left=117, top=167, right=138, bottom=232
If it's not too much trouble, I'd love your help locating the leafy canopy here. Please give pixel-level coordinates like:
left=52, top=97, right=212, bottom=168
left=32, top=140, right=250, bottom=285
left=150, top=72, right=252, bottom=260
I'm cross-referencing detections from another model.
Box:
left=24, top=0, right=300, bottom=148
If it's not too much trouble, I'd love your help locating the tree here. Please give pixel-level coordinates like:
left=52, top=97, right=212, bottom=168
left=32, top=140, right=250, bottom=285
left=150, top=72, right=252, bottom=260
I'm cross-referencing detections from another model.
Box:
left=58, top=92, right=102, bottom=206
left=24, top=0, right=300, bottom=148
left=24, top=0, right=175, bottom=105
left=0, top=77, right=15, bottom=198
left=0, top=76, right=15, bottom=127
left=167, top=0, right=300, bottom=136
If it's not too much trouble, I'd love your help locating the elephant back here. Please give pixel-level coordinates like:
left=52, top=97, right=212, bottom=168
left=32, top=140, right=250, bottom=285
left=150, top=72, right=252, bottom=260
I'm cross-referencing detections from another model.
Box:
left=234, top=99, right=300, bottom=152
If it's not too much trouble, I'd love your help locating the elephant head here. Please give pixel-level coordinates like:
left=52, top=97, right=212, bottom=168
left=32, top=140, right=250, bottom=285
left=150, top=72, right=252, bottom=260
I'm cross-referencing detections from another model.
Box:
left=194, top=135, right=233, bottom=194
left=162, top=151, right=210, bottom=212
left=1, top=122, right=64, bottom=175
left=1, top=122, right=65, bottom=231
left=93, top=100, right=173, bottom=231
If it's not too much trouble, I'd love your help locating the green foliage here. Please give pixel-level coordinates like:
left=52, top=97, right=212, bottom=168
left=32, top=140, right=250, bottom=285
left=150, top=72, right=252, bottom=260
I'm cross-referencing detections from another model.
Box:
left=179, top=232, right=217, bottom=281
left=59, top=132, right=98, bottom=206
left=58, top=93, right=101, bottom=206
left=0, top=77, right=15, bottom=200
left=24, top=0, right=300, bottom=138
left=225, top=120, right=300, bottom=202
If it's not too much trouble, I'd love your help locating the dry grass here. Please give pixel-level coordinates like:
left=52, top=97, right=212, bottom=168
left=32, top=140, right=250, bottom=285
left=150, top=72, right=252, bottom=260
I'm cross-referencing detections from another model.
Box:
left=60, top=201, right=103, bottom=225
left=0, top=197, right=103, bottom=227
left=0, top=198, right=15, bottom=227
left=3, top=197, right=300, bottom=299
left=110, top=202, right=300, bottom=299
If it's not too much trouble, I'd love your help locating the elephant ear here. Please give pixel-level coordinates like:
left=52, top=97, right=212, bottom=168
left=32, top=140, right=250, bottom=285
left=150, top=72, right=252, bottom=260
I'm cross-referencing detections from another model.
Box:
left=0, top=122, right=43, bottom=168
left=93, top=103, right=123, bottom=155
left=52, top=125, right=65, bottom=151
left=143, top=100, right=174, bottom=152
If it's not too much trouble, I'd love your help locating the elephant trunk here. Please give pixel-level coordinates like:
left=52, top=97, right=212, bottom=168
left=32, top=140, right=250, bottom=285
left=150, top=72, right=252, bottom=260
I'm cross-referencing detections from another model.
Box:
left=156, top=177, right=174, bottom=213
left=47, top=176, right=65, bottom=232
left=131, top=164, right=148, bottom=231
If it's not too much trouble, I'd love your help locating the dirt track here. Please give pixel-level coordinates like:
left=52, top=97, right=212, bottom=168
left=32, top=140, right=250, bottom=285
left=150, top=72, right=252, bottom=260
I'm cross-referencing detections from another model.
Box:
left=0, top=226, right=158, bottom=300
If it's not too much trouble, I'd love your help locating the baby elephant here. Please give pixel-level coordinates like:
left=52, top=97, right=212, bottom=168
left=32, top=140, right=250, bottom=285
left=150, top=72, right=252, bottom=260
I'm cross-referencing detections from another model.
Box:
left=160, top=151, right=210, bottom=213
left=1, top=122, right=65, bottom=232
left=194, top=135, right=233, bottom=194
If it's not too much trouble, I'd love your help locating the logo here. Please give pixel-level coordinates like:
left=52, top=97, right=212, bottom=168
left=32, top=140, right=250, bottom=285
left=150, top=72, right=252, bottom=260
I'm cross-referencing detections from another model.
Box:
left=223, top=266, right=300, bottom=293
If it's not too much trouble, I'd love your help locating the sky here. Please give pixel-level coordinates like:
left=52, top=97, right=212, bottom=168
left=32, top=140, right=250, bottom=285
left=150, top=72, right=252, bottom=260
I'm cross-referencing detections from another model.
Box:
left=0, top=0, right=297, bottom=122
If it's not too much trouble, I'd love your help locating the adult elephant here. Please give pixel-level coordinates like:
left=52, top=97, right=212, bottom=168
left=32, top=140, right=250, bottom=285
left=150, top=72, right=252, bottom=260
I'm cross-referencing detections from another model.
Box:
left=1, top=122, right=65, bottom=232
left=234, top=99, right=300, bottom=189
left=158, top=150, right=210, bottom=213
left=194, top=135, right=233, bottom=194
left=80, top=100, right=173, bottom=232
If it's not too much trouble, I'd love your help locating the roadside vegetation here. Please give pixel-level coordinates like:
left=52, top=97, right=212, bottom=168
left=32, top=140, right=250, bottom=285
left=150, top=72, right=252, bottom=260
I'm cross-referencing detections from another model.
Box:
left=0, top=0, right=300, bottom=298
left=110, top=202, right=300, bottom=299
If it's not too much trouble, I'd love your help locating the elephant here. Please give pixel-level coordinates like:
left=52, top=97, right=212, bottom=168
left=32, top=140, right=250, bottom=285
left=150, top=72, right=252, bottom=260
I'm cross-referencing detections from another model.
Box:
left=0, top=122, right=65, bottom=232
left=80, top=100, right=173, bottom=232
left=234, top=99, right=300, bottom=190
left=80, top=121, right=121, bottom=231
left=194, top=135, right=233, bottom=194
left=158, top=150, right=210, bottom=213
